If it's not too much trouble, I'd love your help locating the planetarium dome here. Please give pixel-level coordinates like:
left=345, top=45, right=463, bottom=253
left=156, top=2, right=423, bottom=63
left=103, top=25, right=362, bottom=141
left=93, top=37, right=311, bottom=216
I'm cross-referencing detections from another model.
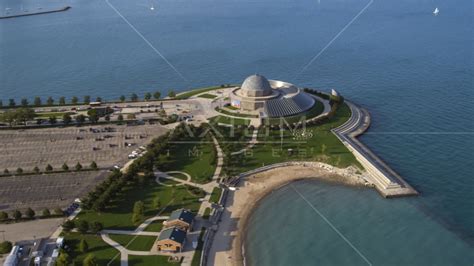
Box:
left=240, top=74, right=273, bottom=97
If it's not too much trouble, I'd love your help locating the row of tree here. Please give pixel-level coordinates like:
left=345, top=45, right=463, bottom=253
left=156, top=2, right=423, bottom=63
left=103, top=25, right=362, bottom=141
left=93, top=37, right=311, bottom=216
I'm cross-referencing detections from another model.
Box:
left=2, top=161, right=98, bottom=176
left=0, top=90, right=178, bottom=108
left=0, top=207, right=64, bottom=222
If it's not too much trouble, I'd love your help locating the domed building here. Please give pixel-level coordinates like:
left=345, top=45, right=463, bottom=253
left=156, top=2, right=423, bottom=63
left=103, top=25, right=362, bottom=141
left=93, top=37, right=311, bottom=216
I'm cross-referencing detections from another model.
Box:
left=230, top=74, right=316, bottom=117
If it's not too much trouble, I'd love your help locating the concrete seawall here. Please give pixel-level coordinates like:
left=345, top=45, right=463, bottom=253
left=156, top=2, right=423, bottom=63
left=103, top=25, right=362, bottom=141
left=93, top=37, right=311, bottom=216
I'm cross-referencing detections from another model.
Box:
left=0, top=6, right=71, bottom=19
left=332, top=101, right=418, bottom=197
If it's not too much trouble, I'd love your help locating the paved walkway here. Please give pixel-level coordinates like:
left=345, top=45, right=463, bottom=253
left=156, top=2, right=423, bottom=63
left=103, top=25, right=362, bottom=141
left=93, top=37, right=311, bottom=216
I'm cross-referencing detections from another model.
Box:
left=332, top=101, right=418, bottom=197
left=230, top=129, right=258, bottom=156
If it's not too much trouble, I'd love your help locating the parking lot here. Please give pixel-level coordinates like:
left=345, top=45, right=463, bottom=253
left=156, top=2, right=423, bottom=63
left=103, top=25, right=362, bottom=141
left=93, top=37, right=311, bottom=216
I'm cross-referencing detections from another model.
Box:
left=0, top=171, right=108, bottom=212
left=0, top=124, right=168, bottom=171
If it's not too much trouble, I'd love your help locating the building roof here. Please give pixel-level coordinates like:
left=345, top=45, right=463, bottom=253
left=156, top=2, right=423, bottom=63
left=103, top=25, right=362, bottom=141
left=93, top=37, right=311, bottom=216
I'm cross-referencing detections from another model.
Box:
left=241, top=74, right=273, bottom=97
left=158, top=227, right=187, bottom=244
left=168, top=209, right=195, bottom=224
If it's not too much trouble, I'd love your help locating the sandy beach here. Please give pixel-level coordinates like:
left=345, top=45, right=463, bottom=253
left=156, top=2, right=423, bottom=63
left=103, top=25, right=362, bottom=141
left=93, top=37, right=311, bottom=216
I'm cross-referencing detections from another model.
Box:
left=206, top=162, right=371, bottom=266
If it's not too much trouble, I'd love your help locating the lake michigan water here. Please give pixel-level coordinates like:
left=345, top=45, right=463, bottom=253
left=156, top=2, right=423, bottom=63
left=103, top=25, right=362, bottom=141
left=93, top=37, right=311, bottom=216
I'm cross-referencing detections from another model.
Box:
left=1, top=0, right=473, bottom=265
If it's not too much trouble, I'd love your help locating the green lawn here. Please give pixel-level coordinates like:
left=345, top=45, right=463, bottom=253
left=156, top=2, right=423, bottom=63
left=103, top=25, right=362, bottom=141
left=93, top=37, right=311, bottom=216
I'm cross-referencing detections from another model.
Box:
left=202, top=207, right=212, bottom=220
left=108, top=235, right=156, bottom=251
left=76, top=181, right=204, bottom=230
left=197, top=93, right=217, bottom=99
left=129, top=255, right=177, bottom=266
left=159, top=177, right=181, bottom=185
left=175, top=86, right=222, bottom=100
left=209, top=115, right=250, bottom=126
left=35, top=111, right=74, bottom=119
left=144, top=220, right=164, bottom=232
left=226, top=103, right=361, bottom=174
left=64, top=233, right=120, bottom=266
left=167, top=172, right=188, bottom=180
left=209, top=187, right=222, bottom=204
left=163, top=140, right=216, bottom=184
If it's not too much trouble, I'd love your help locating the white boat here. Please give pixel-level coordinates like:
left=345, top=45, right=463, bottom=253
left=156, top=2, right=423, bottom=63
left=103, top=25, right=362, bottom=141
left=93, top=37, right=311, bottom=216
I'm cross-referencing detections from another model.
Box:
left=433, top=7, right=439, bottom=15
left=150, top=4, right=155, bottom=10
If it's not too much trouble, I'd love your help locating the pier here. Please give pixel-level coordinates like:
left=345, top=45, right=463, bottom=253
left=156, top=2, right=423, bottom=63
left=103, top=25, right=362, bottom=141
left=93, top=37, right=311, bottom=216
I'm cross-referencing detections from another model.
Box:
left=332, top=101, right=419, bottom=197
left=0, top=6, right=70, bottom=20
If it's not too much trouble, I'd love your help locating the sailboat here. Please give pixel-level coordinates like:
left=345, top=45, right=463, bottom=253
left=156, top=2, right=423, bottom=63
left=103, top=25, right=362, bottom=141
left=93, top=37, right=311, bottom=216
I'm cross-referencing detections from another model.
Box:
left=150, top=4, right=155, bottom=10
left=433, top=7, right=439, bottom=15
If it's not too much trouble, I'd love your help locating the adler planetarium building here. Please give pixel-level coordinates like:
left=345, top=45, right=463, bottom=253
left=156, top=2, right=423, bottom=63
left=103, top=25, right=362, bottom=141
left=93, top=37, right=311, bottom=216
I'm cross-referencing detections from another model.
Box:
left=230, top=74, right=316, bottom=117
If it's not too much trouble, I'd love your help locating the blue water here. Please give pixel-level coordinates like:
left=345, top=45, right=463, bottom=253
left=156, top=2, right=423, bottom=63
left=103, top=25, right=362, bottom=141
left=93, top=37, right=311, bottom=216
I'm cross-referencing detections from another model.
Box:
left=1, top=0, right=473, bottom=264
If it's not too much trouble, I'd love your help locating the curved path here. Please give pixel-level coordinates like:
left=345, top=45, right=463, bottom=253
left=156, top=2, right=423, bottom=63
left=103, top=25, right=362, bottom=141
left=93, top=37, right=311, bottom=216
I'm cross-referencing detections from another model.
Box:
left=332, top=101, right=418, bottom=197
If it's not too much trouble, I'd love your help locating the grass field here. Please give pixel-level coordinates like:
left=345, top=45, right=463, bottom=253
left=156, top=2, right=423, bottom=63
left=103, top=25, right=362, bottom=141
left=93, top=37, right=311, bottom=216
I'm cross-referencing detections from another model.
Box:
left=175, top=86, right=221, bottom=100
left=163, top=140, right=216, bottom=184
left=229, top=103, right=361, bottom=173
left=75, top=181, right=204, bottom=230
left=35, top=111, right=75, bottom=119
left=209, top=187, right=222, bottom=204
left=209, top=115, right=250, bottom=126
left=64, top=233, right=120, bottom=266
left=197, top=93, right=217, bottom=99
left=108, top=235, right=156, bottom=251
left=144, top=220, right=164, bottom=232
left=128, top=255, right=177, bottom=266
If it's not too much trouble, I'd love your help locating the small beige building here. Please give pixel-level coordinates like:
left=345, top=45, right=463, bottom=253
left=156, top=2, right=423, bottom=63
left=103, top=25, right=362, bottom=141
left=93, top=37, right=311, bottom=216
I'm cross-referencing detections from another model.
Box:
left=155, top=227, right=187, bottom=253
left=163, top=209, right=195, bottom=231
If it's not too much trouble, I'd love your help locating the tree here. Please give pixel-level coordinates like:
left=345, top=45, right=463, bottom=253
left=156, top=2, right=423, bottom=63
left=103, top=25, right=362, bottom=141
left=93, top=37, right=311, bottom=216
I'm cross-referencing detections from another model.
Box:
left=21, top=98, right=29, bottom=106
left=0, top=241, right=13, bottom=254
left=76, top=114, right=86, bottom=124
left=62, top=163, right=69, bottom=171
left=15, top=108, right=36, bottom=125
left=56, top=252, right=71, bottom=266
left=3, top=169, right=9, bottom=174
left=90, top=161, right=98, bottom=170
left=16, top=168, right=23, bottom=174
left=104, top=115, right=110, bottom=122
left=96, top=97, right=102, bottom=103
left=83, top=254, right=98, bottom=266
left=45, top=164, right=53, bottom=172
left=77, top=220, right=89, bottom=234
left=120, top=95, right=126, bottom=102
left=34, top=96, right=42, bottom=106
left=42, top=208, right=50, bottom=217
left=153, top=91, right=161, bottom=100
left=8, top=99, right=16, bottom=107
left=71, top=96, right=79, bottom=105
left=49, top=115, right=57, bottom=124
left=79, top=239, right=89, bottom=253
left=62, top=220, right=75, bottom=232
left=90, top=221, right=103, bottom=234
left=117, top=114, right=124, bottom=122
left=59, top=97, right=66, bottom=105
left=168, top=90, right=176, bottom=98
left=152, top=196, right=161, bottom=209
left=12, top=210, right=22, bottom=220
left=0, top=100, right=2, bottom=107
left=63, top=113, right=72, bottom=125
left=33, top=166, right=40, bottom=173
left=75, top=162, right=83, bottom=171
left=46, top=96, right=54, bottom=106
left=87, top=109, right=99, bottom=123
left=131, top=93, right=138, bottom=102
left=25, top=208, right=35, bottom=219
left=84, top=95, right=91, bottom=104
left=144, top=92, right=152, bottom=101
left=131, top=201, right=144, bottom=226
left=54, top=207, right=63, bottom=216
left=127, top=114, right=136, bottom=120
left=321, top=144, right=327, bottom=154
left=0, top=211, right=8, bottom=221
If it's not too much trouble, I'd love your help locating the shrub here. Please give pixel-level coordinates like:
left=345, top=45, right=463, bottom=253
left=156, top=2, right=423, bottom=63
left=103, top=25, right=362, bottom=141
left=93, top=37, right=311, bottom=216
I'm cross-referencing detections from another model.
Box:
left=77, top=220, right=89, bottom=234
left=0, top=211, right=8, bottom=221
left=62, top=220, right=75, bottom=232
left=62, top=163, right=69, bottom=171
left=79, top=239, right=89, bottom=253
left=42, top=208, right=51, bottom=217
left=83, top=254, right=98, bottom=266
left=12, top=210, right=22, bottom=220
left=25, top=208, right=35, bottom=219
left=54, top=207, right=63, bottom=216
left=45, top=164, right=53, bottom=172
left=0, top=241, right=13, bottom=254
left=90, top=221, right=103, bottom=234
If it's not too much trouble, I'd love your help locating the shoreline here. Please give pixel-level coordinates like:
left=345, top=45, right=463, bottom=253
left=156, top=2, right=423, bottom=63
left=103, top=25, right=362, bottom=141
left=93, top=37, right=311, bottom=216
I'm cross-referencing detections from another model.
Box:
left=206, top=162, right=370, bottom=266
